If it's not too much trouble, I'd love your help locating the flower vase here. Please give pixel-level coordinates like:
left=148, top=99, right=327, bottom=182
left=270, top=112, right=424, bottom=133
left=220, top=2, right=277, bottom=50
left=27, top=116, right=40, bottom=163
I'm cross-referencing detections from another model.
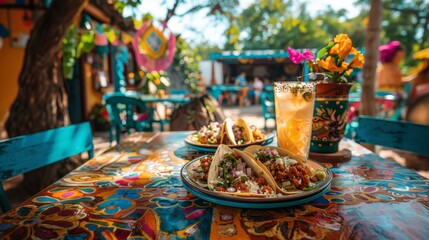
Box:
left=310, top=83, right=352, bottom=153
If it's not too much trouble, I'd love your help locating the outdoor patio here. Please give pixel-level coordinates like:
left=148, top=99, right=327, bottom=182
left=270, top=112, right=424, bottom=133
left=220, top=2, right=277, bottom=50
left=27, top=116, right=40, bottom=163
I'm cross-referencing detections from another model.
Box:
left=1, top=0, right=429, bottom=239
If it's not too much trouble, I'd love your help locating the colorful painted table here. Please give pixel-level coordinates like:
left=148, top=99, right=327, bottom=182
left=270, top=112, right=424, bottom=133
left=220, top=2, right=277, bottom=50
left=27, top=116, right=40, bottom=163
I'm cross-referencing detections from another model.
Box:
left=0, top=132, right=428, bottom=239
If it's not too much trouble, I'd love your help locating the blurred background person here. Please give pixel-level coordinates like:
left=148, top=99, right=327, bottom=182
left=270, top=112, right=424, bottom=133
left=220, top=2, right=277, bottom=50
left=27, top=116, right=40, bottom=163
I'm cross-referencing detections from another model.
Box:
left=253, top=77, right=264, bottom=104
left=409, top=59, right=429, bottom=102
left=235, top=72, right=247, bottom=86
left=375, top=41, right=410, bottom=95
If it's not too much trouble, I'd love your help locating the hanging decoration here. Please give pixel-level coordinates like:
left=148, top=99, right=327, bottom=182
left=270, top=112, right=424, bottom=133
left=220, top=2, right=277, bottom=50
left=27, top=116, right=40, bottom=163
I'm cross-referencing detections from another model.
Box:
left=132, top=18, right=176, bottom=72
left=77, top=13, right=95, bottom=57
left=94, top=24, right=109, bottom=55
left=80, top=12, right=93, bottom=31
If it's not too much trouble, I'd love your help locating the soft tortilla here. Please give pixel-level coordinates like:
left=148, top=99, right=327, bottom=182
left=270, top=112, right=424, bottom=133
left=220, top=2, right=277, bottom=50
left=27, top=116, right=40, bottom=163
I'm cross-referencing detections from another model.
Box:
left=187, top=159, right=209, bottom=188
left=224, top=118, right=254, bottom=145
left=243, top=145, right=317, bottom=195
left=207, top=144, right=276, bottom=197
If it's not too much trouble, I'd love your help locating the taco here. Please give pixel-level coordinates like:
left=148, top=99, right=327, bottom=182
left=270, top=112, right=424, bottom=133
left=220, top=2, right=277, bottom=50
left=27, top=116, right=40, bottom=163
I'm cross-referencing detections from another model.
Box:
left=191, top=122, right=224, bottom=145
left=223, top=118, right=254, bottom=145
left=249, top=124, right=266, bottom=141
left=207, top=144, right=276, bottom=197
left=243, top=145, right=327, bottom=194
left=188, top=155, right=214, bottom=188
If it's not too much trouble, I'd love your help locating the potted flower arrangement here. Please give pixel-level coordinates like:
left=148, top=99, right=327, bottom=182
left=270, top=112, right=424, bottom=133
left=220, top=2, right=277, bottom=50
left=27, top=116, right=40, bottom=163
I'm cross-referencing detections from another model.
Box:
left=310, top=34, right=364, bottom=153
left=140, top=70, right=171, bottom=97
left=287, top=34, right=364, bottom=153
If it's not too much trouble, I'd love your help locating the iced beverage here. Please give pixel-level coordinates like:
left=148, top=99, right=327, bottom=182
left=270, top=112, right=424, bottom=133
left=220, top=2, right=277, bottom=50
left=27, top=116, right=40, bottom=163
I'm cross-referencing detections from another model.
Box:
left=273, top=82, right=316, bottom=158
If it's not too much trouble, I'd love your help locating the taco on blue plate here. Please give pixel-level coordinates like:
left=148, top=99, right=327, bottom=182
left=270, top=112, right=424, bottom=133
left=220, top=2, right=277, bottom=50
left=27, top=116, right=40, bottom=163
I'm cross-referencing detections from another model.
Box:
left=207, top=144, right=276, bottom=197
left=191, top=122, right=224, bottom=145
left=244, top=145, right=327, bottom=194
left=222, top=118, right=254, bottom=145
left=189, top=155, right=214, bottom=188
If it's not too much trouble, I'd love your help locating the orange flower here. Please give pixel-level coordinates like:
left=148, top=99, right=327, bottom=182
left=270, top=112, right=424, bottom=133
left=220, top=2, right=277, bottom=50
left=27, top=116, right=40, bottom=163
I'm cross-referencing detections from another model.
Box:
left=350, top=51, right=365, bottom=68
left=318, top=56, right=348, bottom=72
left=331, top=34, right=353, bottom=61
left=311, top=33, right=364, bottom=82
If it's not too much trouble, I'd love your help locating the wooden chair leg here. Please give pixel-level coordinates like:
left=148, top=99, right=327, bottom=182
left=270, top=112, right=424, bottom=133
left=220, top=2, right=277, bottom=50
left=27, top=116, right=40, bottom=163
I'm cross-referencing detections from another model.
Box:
left=0, top=184, right=11, bottom=212
left=115, top=125, right=121, bottom=144
left=109, top=125, right=114, bottom=145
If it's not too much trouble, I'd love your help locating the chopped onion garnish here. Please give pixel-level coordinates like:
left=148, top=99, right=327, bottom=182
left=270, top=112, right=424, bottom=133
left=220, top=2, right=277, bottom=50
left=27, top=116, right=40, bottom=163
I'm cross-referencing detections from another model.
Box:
left=246, top=168, right=252, bottom=177
left=227, top=187, right=236, bottom=192
left=282, top=181, right=291, bottom=187
left=237, top=163, right=245, bottom=171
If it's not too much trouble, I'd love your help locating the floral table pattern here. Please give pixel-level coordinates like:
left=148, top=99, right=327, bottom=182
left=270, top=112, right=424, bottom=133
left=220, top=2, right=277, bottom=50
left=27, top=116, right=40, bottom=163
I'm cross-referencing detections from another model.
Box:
left=0, top=132, right=428, bottom=239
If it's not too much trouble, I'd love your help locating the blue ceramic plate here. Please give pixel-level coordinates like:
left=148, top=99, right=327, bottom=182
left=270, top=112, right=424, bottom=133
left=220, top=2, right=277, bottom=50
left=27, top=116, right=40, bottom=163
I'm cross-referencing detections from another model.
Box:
left=180, top=155, right=332, bottom=208
left=184, top=132, right=275, bottom=152
left=183, top=182, right=331, bottom=209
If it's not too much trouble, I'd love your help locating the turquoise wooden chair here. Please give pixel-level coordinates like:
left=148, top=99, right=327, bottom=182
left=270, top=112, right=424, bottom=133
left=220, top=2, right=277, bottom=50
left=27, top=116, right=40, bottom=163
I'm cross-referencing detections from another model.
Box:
left=104, top=94, right=155, bottom=143
left=0, top=122, right=94, bottom=212
left=260, top=91, right=276, bottom=130
left=207, top=85, right=224, bottom=105
left=355, top=116, right=429, bottom=156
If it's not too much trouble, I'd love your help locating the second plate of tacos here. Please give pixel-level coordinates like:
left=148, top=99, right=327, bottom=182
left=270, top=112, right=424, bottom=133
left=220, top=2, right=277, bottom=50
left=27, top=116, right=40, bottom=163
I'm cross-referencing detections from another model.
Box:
left=207, top=144, right=277, bottom=197
left=222, top=118, right=254, bottom=145
left=243, top=145, right=328, bottom=195
left=185, top=118, right=274, bottom=152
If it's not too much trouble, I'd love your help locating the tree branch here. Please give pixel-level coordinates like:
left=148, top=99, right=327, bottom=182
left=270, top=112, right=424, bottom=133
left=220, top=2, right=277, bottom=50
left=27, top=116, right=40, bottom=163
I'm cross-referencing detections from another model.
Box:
left=164, top=0, right=182, bottom=24
left=88, top=0, right=135, bottom=33
left=385, top=5, right=429, bottom=19
left=176, top=4, right=210, bottom=17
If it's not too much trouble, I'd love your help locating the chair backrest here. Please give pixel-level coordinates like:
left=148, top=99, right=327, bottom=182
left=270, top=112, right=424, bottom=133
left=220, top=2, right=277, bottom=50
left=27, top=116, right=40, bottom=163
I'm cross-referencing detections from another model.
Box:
left=104, top=95, right=154, bottom=132
left=356, top=116, right=429, bottom=156
left=0, top=122, right=93, bottom=211
left=260, top=91, right=275, bottom=117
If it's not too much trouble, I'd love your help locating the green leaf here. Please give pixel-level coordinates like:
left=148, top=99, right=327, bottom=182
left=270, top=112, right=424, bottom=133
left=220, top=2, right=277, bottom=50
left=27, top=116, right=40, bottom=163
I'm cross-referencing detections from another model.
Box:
left=316, top=42, right=335, bottom=59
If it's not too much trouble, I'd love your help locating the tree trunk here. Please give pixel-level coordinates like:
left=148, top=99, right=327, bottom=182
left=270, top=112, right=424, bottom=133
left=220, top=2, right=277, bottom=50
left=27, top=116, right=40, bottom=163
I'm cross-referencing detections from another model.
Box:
left=360, top=0, right=382, bottom=117
left=5, top=0, right=88, bottom=194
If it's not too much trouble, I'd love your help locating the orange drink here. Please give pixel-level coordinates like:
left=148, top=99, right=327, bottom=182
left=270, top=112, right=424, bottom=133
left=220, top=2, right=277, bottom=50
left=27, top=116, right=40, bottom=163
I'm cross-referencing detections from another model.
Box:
left=273, top=82, right=316, bottom=158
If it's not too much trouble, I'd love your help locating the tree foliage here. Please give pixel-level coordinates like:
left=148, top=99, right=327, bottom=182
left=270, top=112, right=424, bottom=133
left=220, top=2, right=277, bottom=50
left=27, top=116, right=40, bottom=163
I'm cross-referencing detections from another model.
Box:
left=221, top=0, right=426, bottom=67
left=172, top=37, right=202, bottom=93
left=380, top=0, right=429, bottom=66
left=223, top=0, right=368, bottom=50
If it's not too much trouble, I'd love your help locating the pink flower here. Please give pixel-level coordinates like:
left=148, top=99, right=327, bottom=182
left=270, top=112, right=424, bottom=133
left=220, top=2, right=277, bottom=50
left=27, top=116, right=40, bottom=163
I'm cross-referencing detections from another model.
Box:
left=302, top=49, right=314, bottom=60
left=287, top=47, right=314, bottom=64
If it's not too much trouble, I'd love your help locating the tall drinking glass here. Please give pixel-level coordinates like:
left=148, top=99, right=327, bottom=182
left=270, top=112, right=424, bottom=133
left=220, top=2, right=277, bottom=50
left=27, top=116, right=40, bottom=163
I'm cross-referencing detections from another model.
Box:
left=273, top=81, right=316, bottom=158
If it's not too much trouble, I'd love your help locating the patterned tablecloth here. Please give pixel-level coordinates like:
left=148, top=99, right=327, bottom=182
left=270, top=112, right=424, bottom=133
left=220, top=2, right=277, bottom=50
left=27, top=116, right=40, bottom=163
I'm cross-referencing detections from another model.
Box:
left=1, top=132, right=428, bottom=239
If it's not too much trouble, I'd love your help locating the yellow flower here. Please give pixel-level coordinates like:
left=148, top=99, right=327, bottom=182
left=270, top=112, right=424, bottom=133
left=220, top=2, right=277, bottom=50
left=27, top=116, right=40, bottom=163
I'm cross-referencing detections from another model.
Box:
left=350, top=51, right=365, bottom=68
left=312, top=33, right=364, bottom=82
left=331, top=34, right=353, bottom=61
left=333, top=33, right=350, bottom=43
left=318, top=56, right=348, bottom=72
